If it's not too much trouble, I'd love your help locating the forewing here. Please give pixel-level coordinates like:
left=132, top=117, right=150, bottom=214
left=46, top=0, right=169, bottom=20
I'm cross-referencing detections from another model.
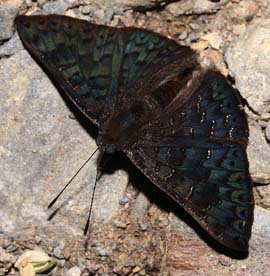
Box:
left=16, top=15, right=196, bottom=125
left=126, top=71, right=254, bottom=251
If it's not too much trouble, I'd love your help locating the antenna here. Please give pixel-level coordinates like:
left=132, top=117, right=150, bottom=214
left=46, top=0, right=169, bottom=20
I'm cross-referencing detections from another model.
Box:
left=83, top=151, right=112, bottom=235
left=48, top=147, right=99, bottom=209
left=83, top=169, right=101, bottom=235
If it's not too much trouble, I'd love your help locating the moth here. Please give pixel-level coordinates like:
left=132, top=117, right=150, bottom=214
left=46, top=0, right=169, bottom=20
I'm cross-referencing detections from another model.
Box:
left=15, top=14, right=254, bottom=251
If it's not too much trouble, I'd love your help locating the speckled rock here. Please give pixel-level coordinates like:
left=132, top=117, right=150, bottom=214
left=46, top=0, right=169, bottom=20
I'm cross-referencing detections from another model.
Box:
left=0, top=0, right=22, bottom=41
left=226, top=19, right=270, bottom=115
left=201, top=32, right=222, bottom=50
left=92, top=0, right=168, bottom=10
left=234, top=0, right=259, bottom=19
left=67, top=266, right=81, bottom=276
left=266, top=120, right=270, bottom=142
left=200, top=49, right=228, bottom=76
left=166, top=0, right=230, bottom=16
left=247, top=121, right=270, bottom=184
left=39, top=0, right=69, bottom=15
left=130, top=192, right=150, bottom=223
left=255, top=185, right=270, bottom=209
left=0, top=32, right=23, bottom=58
left=253, top=206, right=270, bottom=236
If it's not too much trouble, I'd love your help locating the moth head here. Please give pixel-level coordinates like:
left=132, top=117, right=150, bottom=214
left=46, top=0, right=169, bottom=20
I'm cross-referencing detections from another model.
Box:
left=96, top=135, right=117, bottom=154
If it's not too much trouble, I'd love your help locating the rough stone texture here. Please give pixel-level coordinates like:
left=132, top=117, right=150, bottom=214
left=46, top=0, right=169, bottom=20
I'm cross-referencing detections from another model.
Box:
left=92, top=0, right=170, bottom=10
left=226, top=19, right=270, bottom=116
left=255, top=185, right=270, bottom=209
left=166, top=0, right=230, bottom=16
left=201, top=32, right=222, bottom=50
left=247, top=121, right=270, bottom=184
left=66, top=266, right=81, bottom=276
left=234, top=0, right=259, bottom=19
left=0, top=0, right=22, bottom=41
left=39, top=0, right=69, bottom=15
left=0, top=49, right=128, bottom=235
left=253, top=205, right=270, bottom=236
left=0, top=32, right=23, bottom=58
left=266, top=120, right=270, bottom=142
left=200, top=49, right=228, bottom=76
left=130, top=192, right=150, bottom=223
left=167, top=205, right=270, bottom=276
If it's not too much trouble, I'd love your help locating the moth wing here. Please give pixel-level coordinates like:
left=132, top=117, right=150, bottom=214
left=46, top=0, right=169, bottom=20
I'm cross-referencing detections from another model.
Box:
left=125, top=71, right=253, bottom=251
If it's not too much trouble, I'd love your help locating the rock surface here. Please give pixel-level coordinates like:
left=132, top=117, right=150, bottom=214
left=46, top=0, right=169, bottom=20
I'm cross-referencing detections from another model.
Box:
left=39, top=0, right=69, bottom=15
left=92, top=0, right=169, bottom=10
left=166, top=0, right=230, bottom=16
left=66, top=266, right=81, bottom=276
left=0, top=32, right=23, bottom=58
left=226, top=19, right=270, bottom=115
left=247, top=121, right=270, bottom=184
left=255, top=184, right=270, bottom=209
left=0, top=0, right=22, bottom=41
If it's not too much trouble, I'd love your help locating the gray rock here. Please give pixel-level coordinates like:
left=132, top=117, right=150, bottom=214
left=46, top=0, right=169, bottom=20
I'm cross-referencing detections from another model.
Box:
left=201, top=32, right=223, bottom=50
left=67, top=266, right=81, bottom=276
left=93, top=9, right=106, bottom=22
left=80, top=5, right=93, bottom=15
left=34, top=235, right=42, bottom=244
left=80, top=269, right=90, bottom=276
left=57, top=259, right=66, bottom=267
left=255, top=184, right=270, bottom=209
left=252, top=206, right=270, bottom=237
left=233, top=0, right=258, bottom=20
left=92, top=170, right=128, bottom=222
left=166, top=0, right=230, bottom=16
left=187, top=32, right=199, bottom=43
left=37, top=0, right=47, bottom=5
left=130, top=193, right=150, bottom=223
left=226, top=19, right=270, bottom=115
left=53, top=246, right=65, bottom=259
left=247, top=121, right=270, bottom=184
left=91, top=0, right=168, bottom=10
left=119, top=196, right=130, bottom=205
left=25, top=0, right=33, bottom=8
left=39, top=0, right=69, bottom=15
left=0, top=247, right=15, bottom=263
left=178, top=31, right=188, bottom=41
left=96, top=246, right=109, bottom=256
left=200, top=49, right=228, bottom=76
left=139, top=223, right=148, bottom=231
left=105, top=7, right=126, bottom=22
left=0, top=0, right=21, bottom=41
left=88, top=267, right=96, bottom=275
left=259, top=1, right=269, bottom=9
left=265, top=120, right=270, bottom=142
left=189, top=22, right=199, bottom=30
left=0, top=32, right=23, bottom=58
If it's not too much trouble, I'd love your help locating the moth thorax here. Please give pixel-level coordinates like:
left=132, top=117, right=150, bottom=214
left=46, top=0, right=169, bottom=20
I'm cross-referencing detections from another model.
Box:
left=96, top=134, right=118, bottom=154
